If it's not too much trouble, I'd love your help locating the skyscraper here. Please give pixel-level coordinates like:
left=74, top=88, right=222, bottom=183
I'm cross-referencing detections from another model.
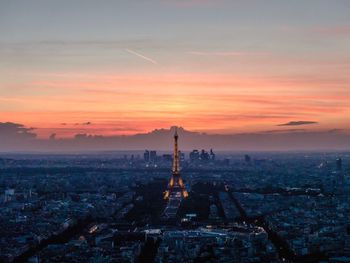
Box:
left=144, top=150, right=150, bottom=162
left=189, top=150, right=200, bottom=163
left=150, top=151, right=157, bottom=163
left=336, top=158, right=342, bottom=171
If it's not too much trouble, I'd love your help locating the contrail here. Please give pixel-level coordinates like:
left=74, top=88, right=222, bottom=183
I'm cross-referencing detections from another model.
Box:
left=125, top=48, right=158, bottom=65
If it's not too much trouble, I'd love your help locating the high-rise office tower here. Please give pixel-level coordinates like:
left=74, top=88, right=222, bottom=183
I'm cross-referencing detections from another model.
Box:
left=150, top=150, right=157, bottom=163
left=144, top=150, right=150, bottom=162
left=336, top=158, right=342, bottom=171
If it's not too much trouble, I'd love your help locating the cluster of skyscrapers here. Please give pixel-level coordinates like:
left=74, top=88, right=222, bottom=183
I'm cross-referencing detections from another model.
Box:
left=143, top=149, right=215, bottom=164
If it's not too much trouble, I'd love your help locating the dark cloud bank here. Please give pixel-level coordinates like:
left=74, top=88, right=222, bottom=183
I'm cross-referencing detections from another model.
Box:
left=0, top=122, right=350, bottom=152
left=277, top=121, right=318, bottom=126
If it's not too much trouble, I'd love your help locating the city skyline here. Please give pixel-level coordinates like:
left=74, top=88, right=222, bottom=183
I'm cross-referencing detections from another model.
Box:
left=2, top=2, right=350, bottom=262
left=1, top=124, right=350, bottom=152
left=1, top=0, right=350, bottom=141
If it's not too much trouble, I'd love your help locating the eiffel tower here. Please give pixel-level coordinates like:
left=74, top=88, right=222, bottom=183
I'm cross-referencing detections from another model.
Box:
left=163, top=128, right=188, bottom=217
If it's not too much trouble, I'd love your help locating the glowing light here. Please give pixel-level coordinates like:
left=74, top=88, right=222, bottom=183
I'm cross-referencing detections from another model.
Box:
left=89, top=225, right=98, bottom=234
left=164, top=190, right=169, bottom=200
left=178, top=178, right=184, bottom=188
left=183, top=190, right=189, bottom=198
left=169, top=178, right=174, bottom=187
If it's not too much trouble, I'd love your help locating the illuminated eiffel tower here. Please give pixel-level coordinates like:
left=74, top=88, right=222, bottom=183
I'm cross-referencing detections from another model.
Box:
left=164, top=128, right=188, bottom=200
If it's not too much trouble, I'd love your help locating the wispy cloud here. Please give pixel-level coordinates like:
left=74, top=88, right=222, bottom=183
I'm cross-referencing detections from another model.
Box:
left=188, top=51, right=269, bottom=57
left=75, top=122, right=92, bottom=126
left=60, top=122, right=92, bottom=126
left=277, top=121, right=318, bottom=126
left=125, top=49, right=158, bottom=64
left=259, top=129, right=306, bottom=134
left=311, top=26, right=350, bottom=37
left=162, top=0, right=224, bottom=8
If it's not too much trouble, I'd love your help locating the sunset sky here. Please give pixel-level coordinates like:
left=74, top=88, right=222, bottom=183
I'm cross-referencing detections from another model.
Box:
left=1, top=0, right=350, bottom=139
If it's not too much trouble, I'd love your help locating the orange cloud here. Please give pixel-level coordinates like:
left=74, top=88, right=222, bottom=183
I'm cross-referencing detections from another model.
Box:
left=1, top=71, right=350, bottom=138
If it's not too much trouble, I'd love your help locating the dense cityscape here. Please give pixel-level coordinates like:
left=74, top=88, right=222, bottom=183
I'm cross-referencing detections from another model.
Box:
left=1, top=130, right=350, bottom=263
left=2, top=0, right=350, bottom=262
